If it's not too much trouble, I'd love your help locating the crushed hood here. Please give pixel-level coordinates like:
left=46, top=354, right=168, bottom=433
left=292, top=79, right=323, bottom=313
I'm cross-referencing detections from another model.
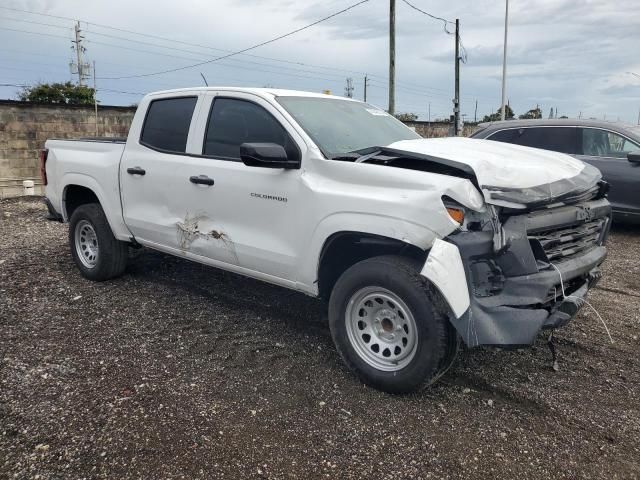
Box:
left=386, top=137, right=602, bottom=208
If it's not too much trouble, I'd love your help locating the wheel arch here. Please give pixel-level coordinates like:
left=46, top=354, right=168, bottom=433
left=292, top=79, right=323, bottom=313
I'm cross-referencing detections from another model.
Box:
left=316, top=231, right=427, bottom=300
left=60, top=173, right=131, bottom=241
left=63, top=184, right=100, bottom=220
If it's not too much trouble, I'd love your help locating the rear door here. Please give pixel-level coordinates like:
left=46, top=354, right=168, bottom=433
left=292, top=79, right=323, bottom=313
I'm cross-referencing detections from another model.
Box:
left=576, top=127, right=640, bottom=215
left=120, top=93, right=205, bottom=248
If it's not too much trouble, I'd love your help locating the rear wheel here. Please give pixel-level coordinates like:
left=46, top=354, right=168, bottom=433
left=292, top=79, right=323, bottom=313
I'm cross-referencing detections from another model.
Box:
left=69, top=203, right=128, bottom=281
left=329, top=255, right=452, bottom=393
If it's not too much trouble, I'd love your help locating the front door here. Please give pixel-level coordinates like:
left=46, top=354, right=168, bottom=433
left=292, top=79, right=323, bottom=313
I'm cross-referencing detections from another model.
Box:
left=576, top=127, right=640, bottom=215
left=182, top=92, right=307, bottom=279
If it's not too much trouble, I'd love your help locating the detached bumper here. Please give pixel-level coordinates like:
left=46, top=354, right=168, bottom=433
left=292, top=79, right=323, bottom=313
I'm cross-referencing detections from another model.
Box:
left=450, top=245, right=605, bottom=347
left=424, top=198, right=611, bottom=347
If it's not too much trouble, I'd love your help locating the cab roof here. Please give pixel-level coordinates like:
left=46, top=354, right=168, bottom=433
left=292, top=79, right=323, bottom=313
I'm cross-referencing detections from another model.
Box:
left=146, top=86, right=360, bottom=101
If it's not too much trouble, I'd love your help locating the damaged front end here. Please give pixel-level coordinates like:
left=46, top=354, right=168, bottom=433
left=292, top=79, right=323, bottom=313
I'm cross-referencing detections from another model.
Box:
left=426, top=183, right=611, bottom=348
left=339, top=139, right=612, bottom=347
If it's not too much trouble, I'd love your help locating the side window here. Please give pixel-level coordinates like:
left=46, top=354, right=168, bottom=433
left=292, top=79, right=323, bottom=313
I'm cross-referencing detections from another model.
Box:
left=490, top=127, right=577, bottom=154
left=580, top=128, right=640, bottom=158
left=140, top=97, right=198, bottom=153
left=203, top=98, right=298, bottom=160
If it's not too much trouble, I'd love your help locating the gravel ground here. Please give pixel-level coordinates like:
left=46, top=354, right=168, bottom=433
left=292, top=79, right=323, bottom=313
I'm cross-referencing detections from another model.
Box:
left=1, top=196, right=639, bottom=479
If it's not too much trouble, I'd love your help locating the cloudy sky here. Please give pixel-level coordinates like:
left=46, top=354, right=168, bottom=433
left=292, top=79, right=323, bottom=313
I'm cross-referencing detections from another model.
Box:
left=1, top=0, right=639, bottom=123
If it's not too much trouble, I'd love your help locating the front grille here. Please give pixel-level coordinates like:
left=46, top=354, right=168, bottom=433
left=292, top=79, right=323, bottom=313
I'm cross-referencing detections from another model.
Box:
left=528, top=218, right=605, bottom=262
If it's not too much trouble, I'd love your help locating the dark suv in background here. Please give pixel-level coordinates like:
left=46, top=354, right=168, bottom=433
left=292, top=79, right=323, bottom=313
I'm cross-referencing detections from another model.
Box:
left=471, top=119, right=640, bottom=222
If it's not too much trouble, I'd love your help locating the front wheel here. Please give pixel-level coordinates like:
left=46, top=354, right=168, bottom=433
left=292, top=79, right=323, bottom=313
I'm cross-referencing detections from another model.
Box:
left=329, top=255, right=452, bottom=393
left=69, top=203, right=128, bottom=281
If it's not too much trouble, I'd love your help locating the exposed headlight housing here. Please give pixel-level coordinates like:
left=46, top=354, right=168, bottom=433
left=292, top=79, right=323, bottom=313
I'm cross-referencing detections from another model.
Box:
left=442, top=196, right=465, bottom=225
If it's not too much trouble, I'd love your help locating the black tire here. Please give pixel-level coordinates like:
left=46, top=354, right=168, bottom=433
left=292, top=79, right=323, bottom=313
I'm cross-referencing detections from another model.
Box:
left=328, top=255, right=451, bottom=394
left=69, top=203, right=128, bottom=281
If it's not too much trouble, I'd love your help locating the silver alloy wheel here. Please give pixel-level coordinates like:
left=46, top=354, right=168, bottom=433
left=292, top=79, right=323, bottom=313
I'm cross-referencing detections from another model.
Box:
left=345, top=286, right=418, bottom=372
left=74, top=219, right=99, bottom=269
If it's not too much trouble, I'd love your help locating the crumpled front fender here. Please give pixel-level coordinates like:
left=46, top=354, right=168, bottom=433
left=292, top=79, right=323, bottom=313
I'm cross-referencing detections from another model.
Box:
left=420, top=239, right=470, bottom=319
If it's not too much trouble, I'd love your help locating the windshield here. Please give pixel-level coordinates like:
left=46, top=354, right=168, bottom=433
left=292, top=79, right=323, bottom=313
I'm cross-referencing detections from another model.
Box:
left=277, top=96, right=421, bottom=158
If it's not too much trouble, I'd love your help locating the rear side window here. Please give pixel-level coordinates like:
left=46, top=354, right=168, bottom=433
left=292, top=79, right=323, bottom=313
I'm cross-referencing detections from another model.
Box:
left=140, top=97, right=198, bottom=153
left=488, top=127, right=578, bottom=154
left=203, top=97, right=298, bottom=160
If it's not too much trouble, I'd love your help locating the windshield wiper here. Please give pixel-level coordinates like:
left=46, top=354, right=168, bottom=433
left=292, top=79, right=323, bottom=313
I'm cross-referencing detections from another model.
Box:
left=329, top=146, right=382, bottom=162
left=355, top=149, right=382, bottom=163
left=329, top=152, right=362, bottom=161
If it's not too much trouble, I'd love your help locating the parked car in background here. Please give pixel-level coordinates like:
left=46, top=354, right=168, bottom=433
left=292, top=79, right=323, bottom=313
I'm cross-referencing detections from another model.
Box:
left=471, top=119, right=640, bottom=222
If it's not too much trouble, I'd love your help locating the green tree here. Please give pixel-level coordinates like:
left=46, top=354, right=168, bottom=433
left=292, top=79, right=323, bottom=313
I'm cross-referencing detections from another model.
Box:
left=394, top=112, right=419, bottom=122
left=482, top=105, right=515, bottom=122
left=18, top=82, right=95, bottom=105
left=519, top=106, right=542, bottom=119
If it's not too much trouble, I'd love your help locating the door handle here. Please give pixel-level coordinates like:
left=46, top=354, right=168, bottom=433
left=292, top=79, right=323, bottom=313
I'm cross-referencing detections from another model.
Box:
left=127, top=167, right=146, bottom=176
left=189, top=175, right=215, bottom=186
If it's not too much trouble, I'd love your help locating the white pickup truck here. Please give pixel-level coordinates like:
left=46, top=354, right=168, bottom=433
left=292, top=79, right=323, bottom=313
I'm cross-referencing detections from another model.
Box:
left=43, top=87, right=611, bottom=393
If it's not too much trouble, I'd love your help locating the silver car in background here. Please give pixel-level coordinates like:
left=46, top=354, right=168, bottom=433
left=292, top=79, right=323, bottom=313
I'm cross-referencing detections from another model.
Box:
left=471, top=119, right=640, bottom=222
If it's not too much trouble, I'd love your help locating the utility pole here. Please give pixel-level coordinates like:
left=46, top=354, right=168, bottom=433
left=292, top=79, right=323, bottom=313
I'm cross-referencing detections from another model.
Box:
left=71, top=21, right=87, bottom=86
left=453, top=18, right=460, bottom=135
left=500, top=0, right=509, bottom=121
left=363, top=75, right=370, bottom=102
left=428, top=103, right=431, bottom=125
left=344, top=77, right=354, bottom=98
left=93, top=60, right=98, bottom=136
left=637, top=107, right=640, bottom=125
left=388, top=0, right=396, bottom=115
left=474, top=99, right=478, bottom=123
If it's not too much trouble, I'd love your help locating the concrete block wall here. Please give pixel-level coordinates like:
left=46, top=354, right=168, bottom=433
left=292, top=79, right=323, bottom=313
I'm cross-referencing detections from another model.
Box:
left=403, top=120, right=480, bottom=138
left=0, top=100, right=135, bottom=198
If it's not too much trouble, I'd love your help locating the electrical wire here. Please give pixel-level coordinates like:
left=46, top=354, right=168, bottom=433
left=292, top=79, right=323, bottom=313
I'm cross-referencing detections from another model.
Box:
left=0, top=5, right=373, bottom=77
left=96, top=0, right=371, bottom=80
left=0, top=3, right=479, bottom=98
left=0, top=26, right=71, bottom=40
left=0, top=2, right=483, bottom=111
left=0, top=15, right=72, bottom=31
left=399, top=0, right=454, bottom=33
left=399, top=0, right=469, bottom=64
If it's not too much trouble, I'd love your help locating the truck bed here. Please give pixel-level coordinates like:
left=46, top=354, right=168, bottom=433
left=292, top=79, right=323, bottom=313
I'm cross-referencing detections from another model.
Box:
left=44, top=138, right=128, bottom=231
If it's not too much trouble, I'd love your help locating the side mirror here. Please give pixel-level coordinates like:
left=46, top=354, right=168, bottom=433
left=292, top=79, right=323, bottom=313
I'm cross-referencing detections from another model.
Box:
left=628, top=151, right=640, bottom=163
left=240, top=143, right=300, bottom=169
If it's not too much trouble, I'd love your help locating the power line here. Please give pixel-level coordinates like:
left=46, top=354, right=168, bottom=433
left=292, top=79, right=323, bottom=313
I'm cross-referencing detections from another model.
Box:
left=85, top=39, right=351, bottom=83
left=0, top=3, right=487, bottom=107
left=1, top=3, right=475, bottom=98
left=399, top=0, right=454, bottom=33
left=0, top=15, right=72, bottom=31
left=96, top=0, right=371, bottom=80
left=0, top=26, right=71, bottom=40
left=0, top=5, right=375, bottom=78
left=84, top=41, right=349, bottom=85
left=399, top=0, right=469, bottom=64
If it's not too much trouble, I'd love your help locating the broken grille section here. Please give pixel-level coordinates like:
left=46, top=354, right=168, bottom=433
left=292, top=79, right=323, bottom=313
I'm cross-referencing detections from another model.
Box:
left=529, top=218, right=605, bottom=262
